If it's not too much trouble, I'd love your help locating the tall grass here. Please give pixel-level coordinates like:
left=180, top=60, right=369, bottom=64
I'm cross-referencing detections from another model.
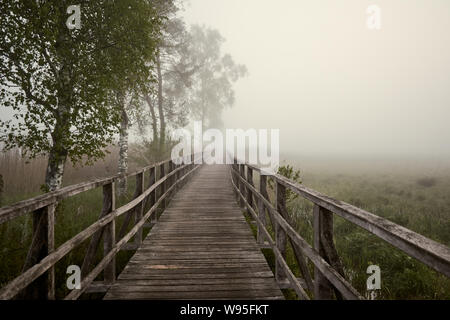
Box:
left=243, top=158, right=450, bottom=300
left=0, top=147, right=145, bottom=299
left=0, top=147, right=131, bottom=206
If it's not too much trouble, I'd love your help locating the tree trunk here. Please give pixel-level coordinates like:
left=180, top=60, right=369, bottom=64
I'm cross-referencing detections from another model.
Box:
left=201, top=102, right=206, bottom=133
left=118, top=103, right=129, bottom=196
left=44, top=148, right=67, bottom=192
left=156, top=50, right=166, bottom=155
left=44, top=14, right=71, bottom=193
left=143, top=92, right=159, bottom=145
left=0, top=174, right=3, bottom=207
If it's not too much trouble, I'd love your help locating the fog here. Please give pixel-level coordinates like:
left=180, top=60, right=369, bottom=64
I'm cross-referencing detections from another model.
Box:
left=182, top=0, right=450, bottom=159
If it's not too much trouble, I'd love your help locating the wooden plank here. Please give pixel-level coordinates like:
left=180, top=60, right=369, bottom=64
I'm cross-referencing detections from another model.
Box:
left=159, top=163, right=166, bottom=211
left=275, top=182, right=287, bottom=283
left=81, top=182, right=115, bottom=278
left=105, top=290, right=284, bottom=300
left=104, top=165, right=284, bottom=300
left=64, top=164, right=201, bottom=300
left=103, top=182, right=116, bottom=285
left=257, top=175, right=268, bottom=245
left=112, top=278, right=277, bottom=286
left=230, top=168, right=363, bottom=300
left=314, top=204, right=334, bottom=300
left=0, top=162, right=198, bottom=300
left=148, top=167, right=157, bottom=223
left=118, top=271, right=275, bottom=280
left=18, top=203, right=55, bottom=300
left=134, top=172, right=145, bottom=247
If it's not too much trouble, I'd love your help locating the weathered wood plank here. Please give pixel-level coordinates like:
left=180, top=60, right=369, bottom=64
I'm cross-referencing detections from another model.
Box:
left=104, top=165, right=284, bottom=300
left=0, top=162, right=197, bottom=300
left=230, top=166, right=363, bottom=300
left=103, top=182, right=116, bottom=285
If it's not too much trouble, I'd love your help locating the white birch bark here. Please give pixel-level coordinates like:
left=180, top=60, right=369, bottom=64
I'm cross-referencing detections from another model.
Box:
left=118, top=105, right=129, bottom=196
left=44, top=151, right=66, bottom=192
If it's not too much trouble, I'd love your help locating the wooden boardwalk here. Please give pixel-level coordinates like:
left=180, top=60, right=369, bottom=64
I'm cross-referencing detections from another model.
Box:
left=2, top=158, right=449, bottom=300
left=104, top=165, right=284, bottom=300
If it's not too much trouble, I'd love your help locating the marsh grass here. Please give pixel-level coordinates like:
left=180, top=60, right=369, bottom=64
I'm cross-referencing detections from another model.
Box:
left=0, top=148, right=149, bottom=299
left=241, top=159, right=450, bottom=300
left=2, top=151, right=450, bottom=299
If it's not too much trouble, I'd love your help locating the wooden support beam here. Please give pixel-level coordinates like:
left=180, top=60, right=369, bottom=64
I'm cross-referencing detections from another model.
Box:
left=159, top=163, right=166, bottom=211
left=118, top=172, right=144, bottom=240
left=103, top=182, right=116, bottom=285
left=0, top=160, right=196, bottom=300
left=257, top=175, right=268, bottom=245
left=313, top=204, right=335, bottom=300
left=239, top=165, right=245, bottom=208
left=275, top=182, right=287, bottom=283
left=81, top=182, right=118, bottom=279
left=246, top=167, right=254, bottom=211
left=85, top=282, right=112, bottom=294
left=134, top=172, right=144, bottom=247
left=120, top=243, right=139, bottom=251
left=168, top=161, right=174, bottom=200
left=149, top=167, right=157, bottom=223
left=18, top=203, right=55, bottom=299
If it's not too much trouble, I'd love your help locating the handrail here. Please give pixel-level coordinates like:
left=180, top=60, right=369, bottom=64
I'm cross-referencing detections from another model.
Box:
left=0, top=159, right=179, bottom=225
left=229, top=161, right=450, bottom=299
left=0, top=154, right=199, bottom=300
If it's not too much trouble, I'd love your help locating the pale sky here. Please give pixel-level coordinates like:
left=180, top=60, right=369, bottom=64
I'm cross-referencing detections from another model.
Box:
left=182, top=0, right=450, bottom=157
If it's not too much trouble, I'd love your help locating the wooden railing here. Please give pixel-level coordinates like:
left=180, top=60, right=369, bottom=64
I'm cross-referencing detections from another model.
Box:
left=0, top=154, right=199, bottom=300
left=230, top=160, right=450, bottom=300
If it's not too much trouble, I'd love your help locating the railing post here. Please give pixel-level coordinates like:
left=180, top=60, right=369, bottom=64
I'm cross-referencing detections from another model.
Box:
left=118, top=171, right=146, bottom=241
left=275, top=182, right=288, bottom=283
left=159, top=162, right=166, bottom=211
left=168, top=160, right=174, bottom=199
left=234, top=160, right=240, bottom=201
left=0, top=174, right=3, bottom=207
left=149, top=166, right=157, bottom=223
left=239, top=164, right=245, bottom=207
left=257, top=175, right=267, bottom=245
left=134, top=172, right=144, bottom=247
left=313, top=204, right=334, bottom=299
left=103, top=182, right=116, bottom=285
left=173, top=162, right=179, bottom=192
left=246, top=167, right=254, bottom=210
left=19, top=203, right=55, bottom=299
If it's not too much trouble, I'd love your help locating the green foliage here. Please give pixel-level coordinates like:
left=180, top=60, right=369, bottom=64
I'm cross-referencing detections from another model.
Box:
left=254, top=161, right=450, bottom=299
left=286, top=167, right=450, bottom=299
left=0, top=1, right=163, bottom=166
left=0, top=176, right=148, bottom=298
left=278, top=164, right=301, bottom=182
left=269, top=164, right=302, bottom=202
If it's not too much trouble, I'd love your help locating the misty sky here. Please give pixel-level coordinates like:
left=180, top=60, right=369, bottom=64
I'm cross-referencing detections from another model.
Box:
left=182, top=0, right=450, bottom=157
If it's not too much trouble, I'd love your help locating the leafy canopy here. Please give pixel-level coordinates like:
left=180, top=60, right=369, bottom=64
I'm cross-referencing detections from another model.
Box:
left=0, top=0, right=163, bottom=164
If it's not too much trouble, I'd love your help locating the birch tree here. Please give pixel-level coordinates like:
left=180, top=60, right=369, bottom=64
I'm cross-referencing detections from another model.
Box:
left=140, top=0, right=194, bottom=155
left=186, top=25, right=248, bottom=131
left=0, top=0, right=162, bottom=191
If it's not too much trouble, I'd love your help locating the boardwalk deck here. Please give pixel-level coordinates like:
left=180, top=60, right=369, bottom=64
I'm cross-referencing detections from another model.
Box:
left=104, top=165, right=284, bottom=300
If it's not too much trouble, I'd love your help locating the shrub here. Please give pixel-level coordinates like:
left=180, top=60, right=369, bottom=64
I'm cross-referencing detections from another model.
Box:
left=416, top=177, right=437, bottom=188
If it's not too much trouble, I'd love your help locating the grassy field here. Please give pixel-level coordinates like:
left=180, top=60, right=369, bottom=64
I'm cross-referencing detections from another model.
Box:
left=0, top=149, right=154, bottom=299
left=244, top=155, right=450, bottom=299
left=1, top=150, right=449, bottom=299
